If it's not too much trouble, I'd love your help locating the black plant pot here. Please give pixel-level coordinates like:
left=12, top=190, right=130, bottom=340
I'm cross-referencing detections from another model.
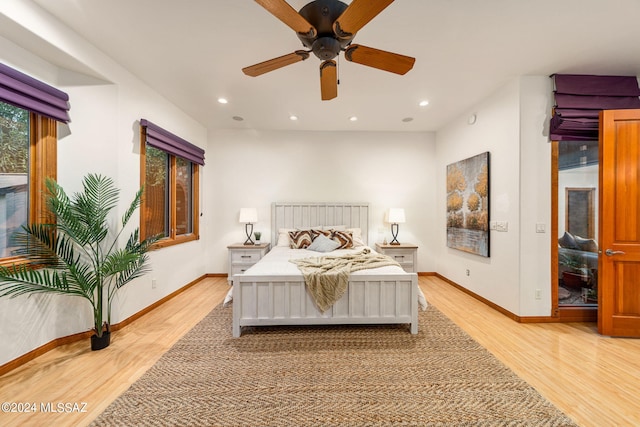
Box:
left=91, top=331, right=111, bottom=351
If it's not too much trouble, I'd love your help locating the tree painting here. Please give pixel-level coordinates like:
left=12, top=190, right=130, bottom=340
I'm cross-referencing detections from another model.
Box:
left=446, top=152, right=490, bottom=257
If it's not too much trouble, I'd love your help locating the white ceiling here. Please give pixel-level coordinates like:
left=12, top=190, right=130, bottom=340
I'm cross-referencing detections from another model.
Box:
left=28, top=0, right=640, bottom=133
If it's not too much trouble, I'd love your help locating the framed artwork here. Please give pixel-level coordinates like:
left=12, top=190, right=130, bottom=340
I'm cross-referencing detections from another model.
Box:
left=446, top=152, right=490, bottom=257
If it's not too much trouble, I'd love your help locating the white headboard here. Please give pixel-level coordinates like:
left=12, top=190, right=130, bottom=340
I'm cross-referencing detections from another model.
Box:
left=271, top=202, right=369, bottom=246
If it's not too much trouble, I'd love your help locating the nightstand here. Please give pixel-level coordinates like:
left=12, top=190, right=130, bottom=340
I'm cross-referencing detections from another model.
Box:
left=227, top=242, right=270, bottom=284
left=375, top=243, right=418, bottom=273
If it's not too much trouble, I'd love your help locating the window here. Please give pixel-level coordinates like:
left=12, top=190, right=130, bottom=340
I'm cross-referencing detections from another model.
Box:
left=0, top=102, right=57, bottom=265
left=140, top=120, right=202, bottom=248
left=0, top=63, right=68, bottom=265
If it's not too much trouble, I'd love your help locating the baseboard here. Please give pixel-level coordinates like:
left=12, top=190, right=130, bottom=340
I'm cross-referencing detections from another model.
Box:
left=0, top=274, right=210, bottom=376
left=435, top=273, right=522, bottom=322
left=0, top=330, right=95, bottom=377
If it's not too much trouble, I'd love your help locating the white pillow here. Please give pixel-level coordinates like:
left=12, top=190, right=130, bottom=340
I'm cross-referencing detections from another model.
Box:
left=347, top=228, right=366, bottom=247
left=307, top=234, right=340, bottom=252
left=276, top=228, right=295, bottom=247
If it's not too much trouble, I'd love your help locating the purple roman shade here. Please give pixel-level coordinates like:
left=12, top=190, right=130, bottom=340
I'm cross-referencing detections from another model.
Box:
left=0, top=63, right=70, bottom=123
left=550, top=74, right=640, bottom=141
left=140, top=119, right=205, bottom=165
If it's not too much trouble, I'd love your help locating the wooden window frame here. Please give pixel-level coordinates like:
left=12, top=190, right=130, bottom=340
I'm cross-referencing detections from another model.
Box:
left=0, top=111, right=57, bottom=267
left=139, top=129, right=200, bottom=250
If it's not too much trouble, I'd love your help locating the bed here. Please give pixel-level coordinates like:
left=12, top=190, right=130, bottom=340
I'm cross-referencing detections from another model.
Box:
left=231, top=202, right=423, bottom=337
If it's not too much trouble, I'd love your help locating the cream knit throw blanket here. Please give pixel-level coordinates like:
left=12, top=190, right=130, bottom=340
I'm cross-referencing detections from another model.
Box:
left=290, top=248, right=401, bottom=312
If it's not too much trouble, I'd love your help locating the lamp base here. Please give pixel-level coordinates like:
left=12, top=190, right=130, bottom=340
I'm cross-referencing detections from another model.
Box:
left=244, top=223, right=255, bottom=245
left=390, top=223, right=401, bottom=245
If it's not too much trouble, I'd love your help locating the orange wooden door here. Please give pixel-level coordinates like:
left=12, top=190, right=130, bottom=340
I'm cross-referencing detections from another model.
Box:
left=599, top=109, right=640, bottom=337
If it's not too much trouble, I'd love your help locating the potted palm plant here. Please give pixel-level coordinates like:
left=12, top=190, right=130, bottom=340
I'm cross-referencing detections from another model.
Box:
left=0, top=174, right=157, bottom=350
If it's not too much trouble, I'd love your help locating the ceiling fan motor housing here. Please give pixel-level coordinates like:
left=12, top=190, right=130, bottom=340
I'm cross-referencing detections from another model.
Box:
left=297, top=0, right=354, bottom=60
left=312, top=37, right=341, bottom=60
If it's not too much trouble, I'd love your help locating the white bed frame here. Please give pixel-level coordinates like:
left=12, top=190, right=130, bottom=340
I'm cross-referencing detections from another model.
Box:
left=232, top=202, right=418, bottom=337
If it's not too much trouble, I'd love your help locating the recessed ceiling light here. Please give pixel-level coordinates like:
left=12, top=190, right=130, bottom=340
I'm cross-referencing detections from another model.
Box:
left=419, top=100, right=429, bottom=107
left=232, top=116, right=244, bottom=121
left=349, top=116, right=358, bottom=122
left=402, top=117, right=414, bottom=122
left=289, top=115, right=298, bottom=121
left=217, top=97, right=228, bottom=104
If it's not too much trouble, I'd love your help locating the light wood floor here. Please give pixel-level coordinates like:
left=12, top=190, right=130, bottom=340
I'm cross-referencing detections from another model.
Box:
left=1, top=275, right=639, bottom=426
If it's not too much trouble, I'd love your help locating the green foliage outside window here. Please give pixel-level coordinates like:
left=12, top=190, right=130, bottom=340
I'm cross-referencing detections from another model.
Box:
left=0, top=102, right=28, bottom=174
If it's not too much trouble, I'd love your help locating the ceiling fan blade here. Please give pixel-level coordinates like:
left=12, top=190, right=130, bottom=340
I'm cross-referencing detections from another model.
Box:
left=344, top=44, right=415, bottom=75
left=320, top=60, right=337, bottom=101
left=254, top=0, right=316, bottom=37
left=242, top=51, right=310, bottom=77
left=333, top=0, right=394, bottom=38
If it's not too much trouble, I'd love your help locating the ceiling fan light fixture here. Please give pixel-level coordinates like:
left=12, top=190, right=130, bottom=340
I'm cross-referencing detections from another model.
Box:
left=217, top=97, right=228, bottom=104
left=289, top=115, right=299, bottom=121
left=349, top=116, right=358, bottom=122
left=419, top=100, right=429, bottom=107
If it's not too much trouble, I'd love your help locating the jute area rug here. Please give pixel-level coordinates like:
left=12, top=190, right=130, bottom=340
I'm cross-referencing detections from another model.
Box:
left=91, top=305, right=577, bottom=427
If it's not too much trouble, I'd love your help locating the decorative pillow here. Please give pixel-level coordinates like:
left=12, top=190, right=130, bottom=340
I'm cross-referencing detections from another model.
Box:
left=307, top=234, right=341, bottom=252
left=288, top=230, right=313, bottom=249
left=311, top=229, right=332, bottom=240
left=331, top=230, right=353, bottom=249
left=558, top=231, right=578, bottom=249
left=575, top=235, right=598, bottom=253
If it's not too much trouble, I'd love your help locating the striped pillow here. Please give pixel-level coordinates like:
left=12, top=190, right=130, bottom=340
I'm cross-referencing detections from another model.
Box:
left=288, top=230, right=313, bottom=249
left=330, top=230, right=353, bottom=249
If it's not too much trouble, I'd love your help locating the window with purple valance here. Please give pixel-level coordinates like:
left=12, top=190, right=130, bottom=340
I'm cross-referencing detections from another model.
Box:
left=550, top=74, right=640, bottom=141
left=0, top=63, right=70, bottom=123
left=140, top=119, right=205, bottom=165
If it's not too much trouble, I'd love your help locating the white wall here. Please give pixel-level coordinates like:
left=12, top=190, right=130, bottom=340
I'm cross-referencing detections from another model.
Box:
left=435, top=76, right=553, bottom=317
left=206, top=129, right=437, bottom=273
left=518, top=76, right=553, bottom=317
left=0, top=4, right=207, bottom=365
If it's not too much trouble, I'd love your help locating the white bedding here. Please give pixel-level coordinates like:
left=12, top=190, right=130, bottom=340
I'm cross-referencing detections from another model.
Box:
left=225, top=246, right=428, bottom=310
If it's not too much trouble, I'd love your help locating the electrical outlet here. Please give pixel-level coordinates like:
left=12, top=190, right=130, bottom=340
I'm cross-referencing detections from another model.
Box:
left=466, top=269, right=470, bottom=276
left=536, top=223, right=546, bottom=233
left=535, top=289, right=541, bottom=299
left=152, top=279, right=157, bottom=289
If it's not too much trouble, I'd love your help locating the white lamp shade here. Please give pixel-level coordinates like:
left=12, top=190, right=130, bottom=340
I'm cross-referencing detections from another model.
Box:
left=239, top=208, right=258, bottom=223
left=387, top=208, right=406, bottom=224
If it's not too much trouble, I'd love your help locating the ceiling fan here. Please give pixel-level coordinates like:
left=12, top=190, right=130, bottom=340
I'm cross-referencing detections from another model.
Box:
left=242, top=0, right=415, bottom=100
